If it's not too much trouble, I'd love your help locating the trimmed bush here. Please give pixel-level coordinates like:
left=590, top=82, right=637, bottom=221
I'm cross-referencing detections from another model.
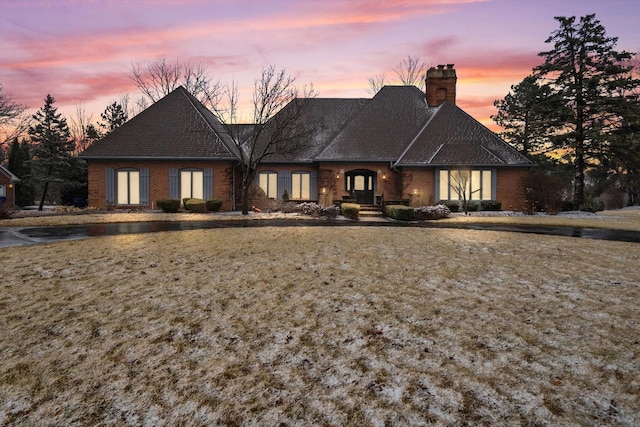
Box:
left=438, top=200, right=460, bottom=213
left=156, top=198, right=181, bottom=213
left=464, top=201, right=479, bottom=212
left=184, top=198, right=206, bottom=213
left=341, top=202, right=360, bottom=220
left=385, top=204, right=414, bottom=221
left=205, top=198, right=223, bottom=212
left=413, top=204, right=451, bottom=220
left=480, top=200, right=502, bottom=211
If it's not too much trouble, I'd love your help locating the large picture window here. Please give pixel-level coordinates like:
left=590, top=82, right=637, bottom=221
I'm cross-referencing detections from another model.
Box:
left=291, top=172, right=310, bottom=200
left=439, top=169, right=493, bottom=201
left=117, top=170, right=140, bottom=205
left=181, top=169, right=204, bottom=199
left=259, top=172, right=278, bottom=199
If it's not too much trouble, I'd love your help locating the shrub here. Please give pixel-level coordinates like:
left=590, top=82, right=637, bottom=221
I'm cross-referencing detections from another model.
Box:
left=294, top=202, right=340, bottom=219
left=464, top=201, right=479, bottom=212
left=385, top=204, right=414, bottom=221
left=156, top=198, right=181, bottom=213
left=341, top=202, right=360, bottom=220
left=413, top=204, right=451, bottom=220
left=0, top=202, right=15, bottom=219
left=582, top=196, right=605, bottom=213
left=522, top=169, right=570, bottom=213
left=205, top=198, right=223, bottom=212
left=438, top=200, right=460, bottom=213
left=184, top=198, right=206, bottom=213
left=480, top=200, right=502, bottom=211
left=282, top=190, right=290, bottom=202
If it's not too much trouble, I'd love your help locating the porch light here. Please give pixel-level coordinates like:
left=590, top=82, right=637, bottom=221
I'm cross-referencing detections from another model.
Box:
left=382, top=173, right=387, bottom=180
left=321, top=187, right=327, bottom=194
left=413, top=189, right=418, bottom=194
left=8, top=184, right=13, bottom=188
left=335, top=172, right=340, bottom=179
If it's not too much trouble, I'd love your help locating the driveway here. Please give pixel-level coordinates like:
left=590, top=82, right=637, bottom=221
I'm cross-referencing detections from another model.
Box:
left=1, top=219, right=639, bottom=248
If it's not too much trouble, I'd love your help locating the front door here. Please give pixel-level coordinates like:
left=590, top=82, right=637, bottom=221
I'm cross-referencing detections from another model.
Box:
left=346, top=169, right=375, bottom=204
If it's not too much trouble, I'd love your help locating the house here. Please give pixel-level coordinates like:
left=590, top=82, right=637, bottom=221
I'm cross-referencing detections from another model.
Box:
left=80, top=65, right=534, bottom=211
left=0, top=164, right=20, bottom=207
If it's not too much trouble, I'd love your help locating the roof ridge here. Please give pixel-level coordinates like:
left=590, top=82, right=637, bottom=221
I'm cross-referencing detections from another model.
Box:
left=393, top=101, right=442, bottom=167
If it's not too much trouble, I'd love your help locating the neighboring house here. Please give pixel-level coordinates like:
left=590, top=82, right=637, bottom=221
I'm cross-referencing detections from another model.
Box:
left=0, top=164, right=20, bottom=207
left=80, top=65, right=534, bottom=211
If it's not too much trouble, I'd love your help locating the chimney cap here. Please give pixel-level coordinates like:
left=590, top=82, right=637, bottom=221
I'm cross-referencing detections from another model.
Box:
left=437, top=64, right=445, bottom=69
left=446, top=64, right=455, bottom=69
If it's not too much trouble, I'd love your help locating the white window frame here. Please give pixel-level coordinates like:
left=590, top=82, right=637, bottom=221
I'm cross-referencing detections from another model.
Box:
left=181, top=169, right=204, bottom=200
left=116, top=169, right=140, bottom=205
left=291, top=172, right=310, bottom=200
left=0, top=184, right=6, bottom=197
left=259, top=172, right=278, bottom=199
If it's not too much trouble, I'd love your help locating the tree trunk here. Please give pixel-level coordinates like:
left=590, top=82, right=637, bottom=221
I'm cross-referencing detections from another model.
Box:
left=573, top=143, right=585, bottom=210
left=38, top=181, right=49, bottom=211
left=241, top=184, right=250, bottom=215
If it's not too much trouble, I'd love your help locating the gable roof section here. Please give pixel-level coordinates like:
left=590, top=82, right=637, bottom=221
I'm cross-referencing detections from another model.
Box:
left=395, top=101, right=533, bottom=167
left=316, top=86, right=433, bottom=162
left=80, top=86, right=239, bottom=160
left=0, top=164, right=20, bottom=183
left=259, top=97, right=369, bottom=162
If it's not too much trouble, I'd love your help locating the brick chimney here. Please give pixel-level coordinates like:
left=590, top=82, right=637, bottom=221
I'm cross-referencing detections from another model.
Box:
left=425, top=64, right=457, bottom=106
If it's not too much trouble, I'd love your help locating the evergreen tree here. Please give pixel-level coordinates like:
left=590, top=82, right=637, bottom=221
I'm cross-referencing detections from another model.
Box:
left=100, top=101, right=128, bottom=134
left=492, top=75, right=563, bottom=158
left=7, top=138, right=35, bottom=206
left=29, top=94, right=75, bottom=210
left=535, top=14, right=638, bottom=209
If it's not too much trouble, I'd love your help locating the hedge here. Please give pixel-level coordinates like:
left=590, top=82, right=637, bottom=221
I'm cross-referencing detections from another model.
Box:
left=385, top=204, right=414, bottom=221
left=205, top=198, right=223, bottom=212
left=184, top=198, right=206, bottom=213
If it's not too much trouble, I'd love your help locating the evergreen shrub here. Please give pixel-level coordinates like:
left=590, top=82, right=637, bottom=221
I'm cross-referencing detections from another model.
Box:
left=184, top=198, right=206, bottom=212
left=385, top=204, right=414, bottom=221
left=205, top=198, right=223, bottom=212
left=156, top=198, right=181, bottom=213
left=480, top=200, right=502, bottom=211
left=341, top=203, right=360, bottom=220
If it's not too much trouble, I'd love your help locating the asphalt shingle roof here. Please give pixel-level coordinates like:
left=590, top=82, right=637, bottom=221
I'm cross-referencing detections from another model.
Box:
left=80, top=87, right=239, bottom=159
left=315, top=86, right=433, bottom=161
left=395, top=101, right=533, bottom=166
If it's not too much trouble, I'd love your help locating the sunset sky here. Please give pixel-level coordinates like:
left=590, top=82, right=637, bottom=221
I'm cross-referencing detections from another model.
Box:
left=1, top=0, right=639, bottom=131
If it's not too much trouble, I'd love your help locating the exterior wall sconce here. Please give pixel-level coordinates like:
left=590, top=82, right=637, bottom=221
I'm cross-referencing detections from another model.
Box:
left=8, top=184, right=13, bottom=188
left=413, top=189, right=418, bottom=194
left=335, top=172, right=340, bottom=179
left=382, top=173, right=387, bottom=180
left=321, top=187, right=327, bottom=194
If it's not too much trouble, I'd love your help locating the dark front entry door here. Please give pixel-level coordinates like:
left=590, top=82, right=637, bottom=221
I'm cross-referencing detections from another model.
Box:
left=346, top=170, right=375, bottom=204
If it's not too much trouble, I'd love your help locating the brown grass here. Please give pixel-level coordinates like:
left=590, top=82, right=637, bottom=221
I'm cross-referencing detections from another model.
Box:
left=1, top=224, right=639, bottom=425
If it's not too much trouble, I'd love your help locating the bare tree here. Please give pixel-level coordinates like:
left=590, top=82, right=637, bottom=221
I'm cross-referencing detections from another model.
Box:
left=130, top=57, right=222, bottom=109
left=0, top=82, right=30, bottom=150
left=393, top=55, right=427, bottom=89
left=213, top=66, right=317, bottom=214
left=448, top=169, right=480, bottom=214
left=70, top=105, right=102, bottom=153
left=367, top=73, right=386, bottom=95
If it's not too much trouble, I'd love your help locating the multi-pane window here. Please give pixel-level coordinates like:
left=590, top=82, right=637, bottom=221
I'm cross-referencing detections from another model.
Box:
left=0, top=184, right=6, bottom=197
left=117, top=170, right=140, bottom=205
left=181, top=169, right=204, bottom=199
left=291, top=172, right=310, bottom=200
left=259, top=172, right=278, bottom=199
left=439, top=169, right=493, bottom=201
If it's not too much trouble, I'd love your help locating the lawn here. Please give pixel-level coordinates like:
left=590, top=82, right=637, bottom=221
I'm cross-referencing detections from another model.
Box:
left=1, top=221, right=639, bottom=425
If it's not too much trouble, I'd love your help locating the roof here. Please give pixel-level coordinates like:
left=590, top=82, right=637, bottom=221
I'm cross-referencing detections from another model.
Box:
left=258, top=97, right=369, bottom=162
left=80, top=86, right=239, bottom=160
left=315, top=86, right=433, bottom=161
left=394, top=101, right=534, bottom=167
left=0, top=164, right=20, bottom=183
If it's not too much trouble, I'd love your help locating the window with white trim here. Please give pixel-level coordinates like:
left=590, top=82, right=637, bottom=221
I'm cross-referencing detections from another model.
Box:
left=439, top=169, right=493, bottom=201
left=117, top=170, right=140, bottom=205
left=291, top=172, right=310, bottom=200
left=259, top=172, right=277, bottom=199
left=181, top=169, right=204, bottom=199
left=0, top=184, right=6, bottom=197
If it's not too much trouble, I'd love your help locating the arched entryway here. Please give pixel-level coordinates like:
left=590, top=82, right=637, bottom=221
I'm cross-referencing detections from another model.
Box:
left=345, top=169, right=376, bottom=204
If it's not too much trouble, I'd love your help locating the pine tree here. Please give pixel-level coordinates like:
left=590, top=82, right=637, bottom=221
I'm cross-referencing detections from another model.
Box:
left=100, top=101, right=128, bottom=134
left=29, top=94, right=75, bottom=210
left=535, top=14, right=638, bottom=209
left=492, top=75, right=564, bottom=158
left=7, top=138, right=36, bottom=206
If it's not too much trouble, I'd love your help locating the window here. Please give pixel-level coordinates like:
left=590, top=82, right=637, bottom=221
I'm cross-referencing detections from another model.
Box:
left=259, top=172, right=277, bottom=199
left=291, top=172, right=310, bottom=200
left=117, top=170, right=140, bottom=205
left=0, top=184, right=5, bottom=197
left=181, top=169, right=204, bottom=199
left=439, top=169, right=493, bottom=201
